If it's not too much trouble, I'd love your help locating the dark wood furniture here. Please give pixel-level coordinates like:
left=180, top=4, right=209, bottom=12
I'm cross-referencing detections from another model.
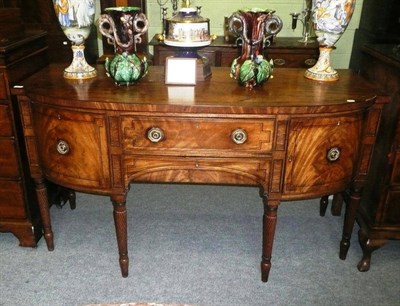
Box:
left=10, top=0, right=98, bottom=64
left=0, top=8, right=48, bottom=246
left=350, top=0, right=400, bottom=71
left=3, top=1, right=148, bottom=63
left=13, top=65, right=387, bottom=282
left=355, top=44, right=400, bottom=271
left=150, top=35, right=319, bottom=68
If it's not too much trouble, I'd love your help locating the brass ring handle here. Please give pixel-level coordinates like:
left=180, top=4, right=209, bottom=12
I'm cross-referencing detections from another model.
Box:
left=231, top=128, right=247, bottom=144
left=273, top=58, right=286, bottom=66
left=305, top=58, right=317, bottom=66
left=147, top=127, right=165, bottom=143
left=56, top=140, right=70, bottom=155
left=327, top=147, right=341, bottom=162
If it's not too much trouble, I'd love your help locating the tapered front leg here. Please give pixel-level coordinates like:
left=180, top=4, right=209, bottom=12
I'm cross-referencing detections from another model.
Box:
left=261, top=195, right=279, bottom=282
left=112, top=199, right=129, bottom=277
left=35, top=179, right=54, bottom=251
left=340, top=187, right=362, bottom=260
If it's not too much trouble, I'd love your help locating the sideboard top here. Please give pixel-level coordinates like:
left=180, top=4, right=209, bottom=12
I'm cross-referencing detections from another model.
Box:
left=15, top=64, right=383, bottom=115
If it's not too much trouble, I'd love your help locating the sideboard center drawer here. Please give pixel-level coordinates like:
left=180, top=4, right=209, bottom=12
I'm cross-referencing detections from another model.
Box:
left=121, top=117, right=275, bottom=154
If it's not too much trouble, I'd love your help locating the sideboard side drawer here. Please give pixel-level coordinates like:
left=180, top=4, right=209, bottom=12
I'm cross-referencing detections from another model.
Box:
left=122, top=117, right=275, bottom=155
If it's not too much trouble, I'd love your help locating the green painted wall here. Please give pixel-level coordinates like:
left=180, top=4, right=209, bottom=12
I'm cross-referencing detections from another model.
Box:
left=145, top=0, right=364, bottom=68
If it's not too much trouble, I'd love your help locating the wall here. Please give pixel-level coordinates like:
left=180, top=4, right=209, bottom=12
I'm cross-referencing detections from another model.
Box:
left=145, top=0, right=364, bottom=68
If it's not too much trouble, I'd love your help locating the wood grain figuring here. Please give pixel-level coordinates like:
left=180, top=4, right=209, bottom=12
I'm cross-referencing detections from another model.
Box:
left=124, top=156, right=270, bottom=188
left=13, top=64, right=387, bottom=281
left=32, top=104, right=111, bottom=191
left=122, top=117, right=274, bottom=154
left=284, top=114, right=363, bottom=199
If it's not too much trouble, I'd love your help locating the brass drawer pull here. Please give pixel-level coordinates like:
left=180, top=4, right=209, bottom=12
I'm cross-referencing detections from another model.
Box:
left=231, top=128, right=247, bottom=144
left=304, top=58, right=317, bottom=66
left=147, top=127, right=165, bottom=143
left=273, top=58, right=286, bottom=66
left=56, top=140, right=70, bottom=155
left=327, top=147, right=341, bottom=162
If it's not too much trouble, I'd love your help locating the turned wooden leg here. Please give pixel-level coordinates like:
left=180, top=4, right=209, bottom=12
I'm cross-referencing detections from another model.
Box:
left=357, top=228, right=387, bottom=272
left=340, top=187, right=362, bottom=260
left=261, top=195, right=279, bottom=282
left=112, top=199, right=129, bottom=277
left=319, top=195, right=329, bottom=216
left=35, top=179, right=54, bottom=251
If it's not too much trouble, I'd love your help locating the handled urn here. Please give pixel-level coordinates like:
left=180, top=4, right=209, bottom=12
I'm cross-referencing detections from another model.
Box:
left=98, top=6, right=149, bottom=85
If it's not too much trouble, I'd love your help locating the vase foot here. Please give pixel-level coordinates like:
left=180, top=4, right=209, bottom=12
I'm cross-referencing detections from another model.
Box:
left=63, top=45, right=97, bottom=80
left=64, top=66, right=97, bottom=80
left=304, top=68, right=339, bottom=81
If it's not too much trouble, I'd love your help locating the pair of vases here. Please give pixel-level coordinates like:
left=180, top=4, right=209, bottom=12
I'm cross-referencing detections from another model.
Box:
left=56, top=1, right=356, bottom=86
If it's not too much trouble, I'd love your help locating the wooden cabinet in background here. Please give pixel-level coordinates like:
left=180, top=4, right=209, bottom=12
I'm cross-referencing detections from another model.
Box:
left=356, top=44, right=400, bottom=271
left=0, top=8, right=49, bottom=246
left=150, top=36, right=319, bottom=68
left=350, top=0, right=400, bottom=71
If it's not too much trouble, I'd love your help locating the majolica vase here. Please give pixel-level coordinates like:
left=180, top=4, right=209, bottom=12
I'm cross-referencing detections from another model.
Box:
left=53, top=0, right=97, bottom=79
left=304, top=0, right=356, bottom=81
left=98, top=7, right=149, bottom=85
left=228, top=8, right=283, bottom=88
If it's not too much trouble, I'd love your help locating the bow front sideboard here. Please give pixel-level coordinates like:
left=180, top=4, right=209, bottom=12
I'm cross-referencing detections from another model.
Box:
left=12, top=65, right=387, bottom=282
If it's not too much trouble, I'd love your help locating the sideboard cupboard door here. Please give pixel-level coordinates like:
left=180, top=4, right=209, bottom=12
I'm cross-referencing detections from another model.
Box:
left=31, top=104, right=111, bottom=192
left=283, top=114, right=363, bottom=199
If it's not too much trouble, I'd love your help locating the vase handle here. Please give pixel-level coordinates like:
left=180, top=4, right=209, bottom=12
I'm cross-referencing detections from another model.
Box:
left=98, top=14, right=116, bottom=47
left=133, top=13, right=149, bottom=49
left=264, top=15, right=283, bottom=37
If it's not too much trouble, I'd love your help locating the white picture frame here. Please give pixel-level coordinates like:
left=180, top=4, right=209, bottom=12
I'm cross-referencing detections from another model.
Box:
left=165, top=57, right=197, bottom=85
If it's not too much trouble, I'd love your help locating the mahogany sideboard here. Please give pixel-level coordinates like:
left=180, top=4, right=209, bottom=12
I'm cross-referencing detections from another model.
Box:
left=13, top=65, right=387, bottom=282
left=150, top=35, right=319, bottom=68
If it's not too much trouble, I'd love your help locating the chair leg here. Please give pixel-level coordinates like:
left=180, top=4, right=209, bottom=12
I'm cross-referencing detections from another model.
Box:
left=67, top=189, right=76, bottom=210
left=320, top=195, right=329, bottom=216
left=331, top=192, right=343, bottom=216
left=320, top=193, right=344, bottom=217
